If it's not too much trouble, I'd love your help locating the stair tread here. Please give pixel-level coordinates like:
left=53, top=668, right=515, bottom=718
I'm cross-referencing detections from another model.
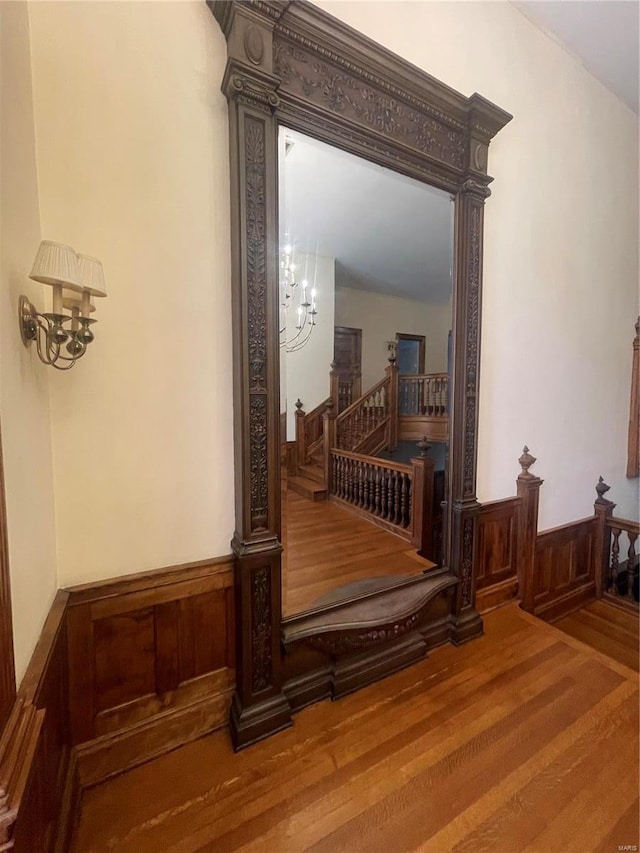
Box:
left=289, top=475, right=325, bottom=491
left=299, top=464, right=324, bottom=483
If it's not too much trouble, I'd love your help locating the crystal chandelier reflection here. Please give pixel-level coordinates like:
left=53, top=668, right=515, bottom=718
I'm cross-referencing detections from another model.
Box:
left=279, top=244, right=318, bottom=353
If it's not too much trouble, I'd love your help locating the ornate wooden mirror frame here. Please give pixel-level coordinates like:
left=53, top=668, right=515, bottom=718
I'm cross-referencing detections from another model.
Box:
left=209, top=0, right=511, bottom=749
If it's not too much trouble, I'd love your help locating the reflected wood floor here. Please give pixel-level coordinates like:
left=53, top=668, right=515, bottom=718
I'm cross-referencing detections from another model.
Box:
left=72, top=604, right=639, bottom=853
left=554, top=599, right=639, bottom=672
left=283, top=490, right=432, bottom=616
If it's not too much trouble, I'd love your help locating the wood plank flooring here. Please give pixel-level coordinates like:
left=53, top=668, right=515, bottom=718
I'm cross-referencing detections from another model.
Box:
left=72, top=604, right=639, bottom=853
left=283, top=490, right=432, bottom=615
left=554, top=599, right=639, bottom=672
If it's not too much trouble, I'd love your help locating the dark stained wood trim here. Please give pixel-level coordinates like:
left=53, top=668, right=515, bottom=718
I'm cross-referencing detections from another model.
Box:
left=627, top=317, right=639, bottom=477
left=75, top=686, right=233, bottom=789
left=1, top=591, right=72, bottom=852
left=209, top=0, right=512, bottom=747
left=66, top=554, right=234, bottom=605
left=475, top=576, right=519, bottom=614
left=0, top=425, right=16, bottom=729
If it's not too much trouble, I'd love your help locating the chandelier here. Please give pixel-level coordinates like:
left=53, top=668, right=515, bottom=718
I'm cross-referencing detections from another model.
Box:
left=279, top=245, right=318, bottom=353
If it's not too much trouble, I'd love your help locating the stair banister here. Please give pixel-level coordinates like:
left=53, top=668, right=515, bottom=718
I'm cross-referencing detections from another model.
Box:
left=386, top=359, right=399, bottom=451
left=323, top=402, right=337, bottom=493
left=410, top=440, right=436, bottom=560
left=593, top=477, right=616, bottom=599
left=294, top=399, right=306, bottom=473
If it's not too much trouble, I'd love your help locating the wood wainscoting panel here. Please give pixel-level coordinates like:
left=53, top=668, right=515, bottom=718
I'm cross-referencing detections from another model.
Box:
left=6, top=592, right=77, bottom=853
left=532, top=517, right=597, bottom=622
left=66, top=557, right=235, bottom=787
left=475, top=498, right=520, bottom=613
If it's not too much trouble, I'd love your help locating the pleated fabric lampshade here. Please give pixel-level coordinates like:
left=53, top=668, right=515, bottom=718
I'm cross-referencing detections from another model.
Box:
left=29, top=240, right=82, bottom=291
left=76, top=254, right=107, bottom=297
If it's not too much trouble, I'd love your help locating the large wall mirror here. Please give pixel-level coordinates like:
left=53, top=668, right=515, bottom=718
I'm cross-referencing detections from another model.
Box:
left=210, top=0, right=511, bottom=749
left=279, top=127, right=454, bottom=617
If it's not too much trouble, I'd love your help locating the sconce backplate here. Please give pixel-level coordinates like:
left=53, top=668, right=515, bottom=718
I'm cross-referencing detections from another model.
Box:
left=19, top=295, right=38, bottom=347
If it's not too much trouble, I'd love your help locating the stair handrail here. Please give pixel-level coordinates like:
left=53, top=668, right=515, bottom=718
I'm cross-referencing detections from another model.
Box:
left=399, top=372, right=449, bottom=417
left=330, top=447, right=412, bottom=475
left=335, top=362, right=398, bottom=452
left=294, top=396, right=331, bottom=468
left=335, top=374, right=389, bottom=424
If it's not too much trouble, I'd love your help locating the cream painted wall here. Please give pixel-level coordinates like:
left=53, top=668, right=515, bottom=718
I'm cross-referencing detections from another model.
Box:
left=0, top=2, right=58, bottom=682
left=28, top=1, right=234, bottom=585
left=284, top=253, right=335, bottom=440
left=320, top=0, right=640, bottom=526
left=335, top=285, right=451, bottom=392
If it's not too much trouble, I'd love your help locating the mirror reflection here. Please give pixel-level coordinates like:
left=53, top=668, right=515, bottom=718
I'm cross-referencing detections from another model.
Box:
left=279, top=129, right=454, bottom=617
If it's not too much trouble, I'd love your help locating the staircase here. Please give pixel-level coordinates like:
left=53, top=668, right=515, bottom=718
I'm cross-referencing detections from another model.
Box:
left=290, top=361, right=449, bottom=505
left=289, top=460, right=326, bottom=501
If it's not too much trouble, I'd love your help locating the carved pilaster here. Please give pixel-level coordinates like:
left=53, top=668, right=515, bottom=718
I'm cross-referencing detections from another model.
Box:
left=218, top=4, right=291, bottom=748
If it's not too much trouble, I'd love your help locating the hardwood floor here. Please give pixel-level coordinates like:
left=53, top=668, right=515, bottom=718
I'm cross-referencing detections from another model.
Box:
left=554, top=599, right=639, bottom=672
left=72, top=604, right=639, bottom=853
left=283, top=490, right=433, bottom=615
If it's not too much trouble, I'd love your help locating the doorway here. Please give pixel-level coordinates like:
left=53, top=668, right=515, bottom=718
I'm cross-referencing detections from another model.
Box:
left=396, top=333, right=425, bottom=376
left=333, top=326, right=362, bottom=412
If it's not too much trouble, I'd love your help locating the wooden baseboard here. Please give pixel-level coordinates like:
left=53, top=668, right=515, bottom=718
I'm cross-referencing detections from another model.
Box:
left=533, top=581, right=596, bottom=623
left=476, top=577, right=519, bottom=614
left=76, top=686, right=233, bottom=788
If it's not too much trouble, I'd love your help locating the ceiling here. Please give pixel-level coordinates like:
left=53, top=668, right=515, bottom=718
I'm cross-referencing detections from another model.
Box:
left=515, top=1, right=639, bottom=114
left=280, top=129, right=454, bottom=304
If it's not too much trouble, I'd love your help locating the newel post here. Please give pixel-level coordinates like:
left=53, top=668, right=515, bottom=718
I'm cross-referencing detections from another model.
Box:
left=294, top=399, right=306, bottom=470
left=385, top=358, right=399, bottom=450
left=516, top=446, right=543, bottom=614
left=593, top=476, right=615, bottom=598
left=329, top=362, right=339, bottom=411
left=323, top=401, right=337, bottom=493
left=411, top=438, right=436, bottom=561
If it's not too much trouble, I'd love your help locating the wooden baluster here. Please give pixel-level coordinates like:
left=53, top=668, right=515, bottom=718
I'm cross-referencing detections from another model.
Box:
left=610, top=528, right=621, bottom=594
left=378, top=469, right=385, bottom=518
left=426, top=378, right=433, bottom=415
left=337, top=455, right=343, bottom=499
left=391, top=472, right=399, bottom=525
left=401, top=472, right=410, bottom=527
left=331, top=455, right=337, bottom=497
left=443, top=376, right=448, bottom=415
left=381, top=470, right=389, bottom=520
left=374, top=468, right=382, bottom=516
left=363, top=463, right=370, bottom=511
left=627, top=532, right=637, bottom=600
left=389, top=471, right=395, bottom=522
left=357, top=460, right=364, bottom=508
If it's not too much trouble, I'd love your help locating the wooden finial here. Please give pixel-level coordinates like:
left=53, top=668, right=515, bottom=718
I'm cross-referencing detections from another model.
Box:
left=417, top=436, right=431, bottom=458
left=518, top=445, right=536, bottom=479
left=295, top=398, right=303, bottom=412
left=635, top=315, right=639, bottom=338
left=595, top=475, right=611, bottom=505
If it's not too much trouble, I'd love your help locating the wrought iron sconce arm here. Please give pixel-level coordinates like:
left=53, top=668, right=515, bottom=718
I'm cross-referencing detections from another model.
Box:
left=19, top=296, right=97, bottom=370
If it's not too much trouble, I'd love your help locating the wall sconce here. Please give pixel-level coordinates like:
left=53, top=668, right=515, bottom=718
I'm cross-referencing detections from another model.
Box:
left=19, top=240, right=107, bottom=370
